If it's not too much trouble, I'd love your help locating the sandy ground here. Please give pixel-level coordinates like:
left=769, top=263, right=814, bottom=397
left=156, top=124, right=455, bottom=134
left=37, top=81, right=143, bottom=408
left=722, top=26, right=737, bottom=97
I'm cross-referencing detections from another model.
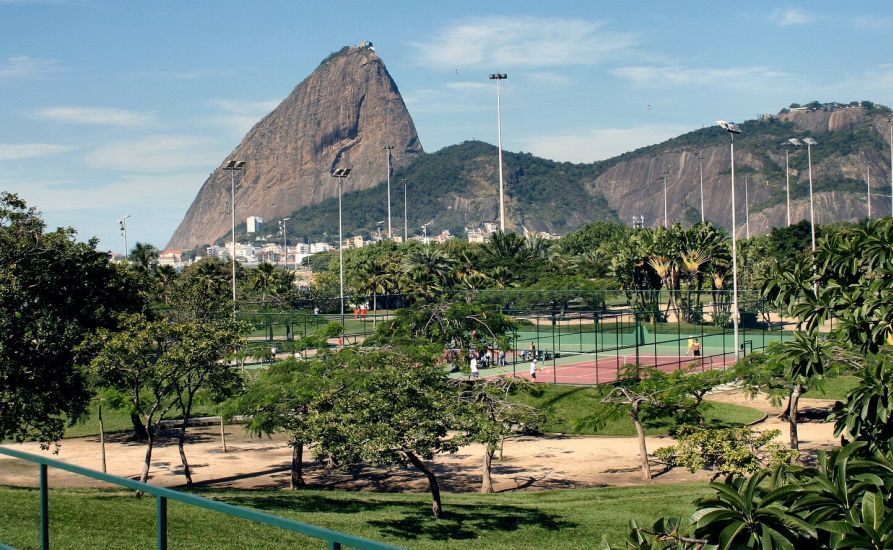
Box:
left=0, top=390, right=838, bottom=493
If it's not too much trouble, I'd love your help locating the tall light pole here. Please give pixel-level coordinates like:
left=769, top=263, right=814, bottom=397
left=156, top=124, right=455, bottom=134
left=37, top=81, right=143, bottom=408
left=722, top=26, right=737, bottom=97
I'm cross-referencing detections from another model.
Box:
left=489, top=72, right=507, bottom=233
left=783, top=138, right=801, bottom=226
left=744, top=175, right=750, bottom=239
left=866, top=162, right=872, bottom=220
left=661, top=164, right=670, bottom=228
left=382, top=145, right=394, bottom=239
left=803, top=138, right=818, bottom=254
left=223, top=160, right=246, bottom=309
left=422, top=221, right=431, bottom=245
left=280, top=217, right=290, bottom=269
left=889, top=116, right=892, bottom=217
left=717, top=120, right=741, bottom=359
left=332, top=168, right=351, bottom=324
left=402, top=178, right=408, bottom=243
left=696, top=153, right=705, bottom=223
left=118, top=215, right=130, bottom=262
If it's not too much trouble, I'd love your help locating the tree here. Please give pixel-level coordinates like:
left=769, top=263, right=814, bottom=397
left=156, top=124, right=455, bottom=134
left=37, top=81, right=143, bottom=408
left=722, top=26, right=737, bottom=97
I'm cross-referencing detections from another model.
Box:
left=309, top=349, right=460, bottom=518
left=0, top=193, right=145, bottom=444
left=90, top=314, right=183, bottom=485
left=167, top=319, right=243, bottom=486
left=228, top=355, right=346, bottom=489
left=130, top=242, right=159, bottom=274
left=832, top=355, right=893, bottom=455
left=453, top=377, right=542, bottom=493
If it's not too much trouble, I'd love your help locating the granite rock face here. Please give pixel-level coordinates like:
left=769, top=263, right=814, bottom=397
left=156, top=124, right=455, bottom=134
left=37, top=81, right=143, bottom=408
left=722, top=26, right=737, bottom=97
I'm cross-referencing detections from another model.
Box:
left=166, top=44, right=422, bottom=250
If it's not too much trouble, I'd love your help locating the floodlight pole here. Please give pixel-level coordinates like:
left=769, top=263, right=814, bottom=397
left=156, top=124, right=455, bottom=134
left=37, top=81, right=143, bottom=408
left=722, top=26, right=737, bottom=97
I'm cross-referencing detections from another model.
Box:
left=805, top=141, right=817, bottom=254
left=696, top=153, right=705, bottom=223
left=866, top=164, right=872, bottom=220
left=662, top=166, right=670, bottom=228
left=889, top=116, right=892, bottom=217
left=331, top=168, right=351, bottom=329
left=489, top=72, right=507, bottom=233
left=728, top=131, right=740, bottom=360
left=119, top=215, right=130, bottom=262
left=223, top=160, right=245, bottom=312
left=744, top=175, right=750, bottom=239
left=784, top=147, right=792, bottom=226
left=383, top=145, right=394, bottom=239
left=281, top=218, right=290, bottom=269
left=402, top=178, right=408, bottom=242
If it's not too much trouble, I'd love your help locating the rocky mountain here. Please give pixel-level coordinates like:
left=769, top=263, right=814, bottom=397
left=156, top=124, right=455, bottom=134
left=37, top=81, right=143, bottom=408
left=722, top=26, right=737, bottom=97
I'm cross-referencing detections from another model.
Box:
left=255, top=102, right=892, bottom=244
left=166, top=43, right=422, bottom=250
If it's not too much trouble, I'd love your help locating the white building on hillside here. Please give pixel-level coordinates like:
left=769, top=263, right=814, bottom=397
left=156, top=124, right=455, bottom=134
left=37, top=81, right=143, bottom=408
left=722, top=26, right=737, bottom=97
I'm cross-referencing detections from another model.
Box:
left=246, top=216, right=263, bottom=234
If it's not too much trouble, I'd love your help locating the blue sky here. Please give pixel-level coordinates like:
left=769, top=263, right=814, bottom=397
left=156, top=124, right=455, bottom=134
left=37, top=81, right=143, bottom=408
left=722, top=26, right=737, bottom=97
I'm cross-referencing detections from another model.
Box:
left=2, top=0, right=891, bottom=251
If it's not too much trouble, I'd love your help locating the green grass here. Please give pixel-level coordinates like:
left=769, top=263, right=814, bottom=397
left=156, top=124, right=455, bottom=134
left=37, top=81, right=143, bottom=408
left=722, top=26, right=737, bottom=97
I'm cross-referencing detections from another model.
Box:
left=0, top=483, right=712, bottom=549
left=62, top=403, right=218, bottom=439
left=804, top=375, right=860, bottom=400
left=511, top=384, right=765, bottom=436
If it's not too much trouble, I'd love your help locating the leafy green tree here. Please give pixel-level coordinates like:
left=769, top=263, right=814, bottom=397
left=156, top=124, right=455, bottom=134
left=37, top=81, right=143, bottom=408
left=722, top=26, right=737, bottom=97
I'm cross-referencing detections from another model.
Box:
left=130, top=242, right=159, bottom=274
left=309, top=349, right=460, bottom=518
left=0, top=193, right=145, bottom=444
left=832, top=355, right=893, bottom=455
left=167, top=319, right=244, bottom=486
left=453, top=377, right=541, bottom=493
left=228, top=355, right=346, bottom=488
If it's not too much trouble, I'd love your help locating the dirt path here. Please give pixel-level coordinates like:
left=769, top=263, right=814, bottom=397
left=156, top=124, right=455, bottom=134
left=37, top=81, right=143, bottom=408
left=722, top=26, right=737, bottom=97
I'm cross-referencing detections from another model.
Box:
left=0, top=390, right=838, bottom=493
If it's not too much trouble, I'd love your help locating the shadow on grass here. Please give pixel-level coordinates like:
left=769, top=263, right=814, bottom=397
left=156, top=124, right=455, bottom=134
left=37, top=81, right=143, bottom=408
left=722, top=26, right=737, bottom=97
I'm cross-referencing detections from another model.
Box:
left=219, top=493, right=577, bottom=542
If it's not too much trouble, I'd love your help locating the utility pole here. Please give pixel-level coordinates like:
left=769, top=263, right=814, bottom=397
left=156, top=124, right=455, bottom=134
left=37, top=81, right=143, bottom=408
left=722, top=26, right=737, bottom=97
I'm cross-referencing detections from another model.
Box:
left=489, top=72, right=508, bottom=232
left=696, top=152, right=705, bottom=223
left=382, top=145, right=394, bottom=239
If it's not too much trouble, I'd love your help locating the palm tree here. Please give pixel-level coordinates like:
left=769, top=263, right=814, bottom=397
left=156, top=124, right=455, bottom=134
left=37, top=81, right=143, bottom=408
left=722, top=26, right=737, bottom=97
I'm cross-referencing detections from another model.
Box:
left=355, top=257, right=393, bottom=326
left=130, top=242, right=159, bottom=274
left=154, top=264, right=178, bottom=305
left=249, top=262, right=278, bottom=303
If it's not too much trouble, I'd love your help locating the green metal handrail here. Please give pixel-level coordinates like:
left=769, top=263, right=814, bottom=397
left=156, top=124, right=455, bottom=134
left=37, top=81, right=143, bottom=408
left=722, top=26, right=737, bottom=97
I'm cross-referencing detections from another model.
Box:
left=0, top=446, right=403, bottom=550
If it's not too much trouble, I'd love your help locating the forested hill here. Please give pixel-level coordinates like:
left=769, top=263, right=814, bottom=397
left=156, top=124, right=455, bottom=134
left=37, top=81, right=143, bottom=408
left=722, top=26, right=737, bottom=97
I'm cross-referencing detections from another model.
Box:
left=243, top=140, right=617, bottom=244
left=253, top=101, right=892, bottom=245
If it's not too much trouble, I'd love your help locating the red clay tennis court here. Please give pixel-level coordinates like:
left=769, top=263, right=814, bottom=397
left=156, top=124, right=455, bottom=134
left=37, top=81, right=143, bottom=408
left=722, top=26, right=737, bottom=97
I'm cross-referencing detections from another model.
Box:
left=497, top=352, right=739, bottom=385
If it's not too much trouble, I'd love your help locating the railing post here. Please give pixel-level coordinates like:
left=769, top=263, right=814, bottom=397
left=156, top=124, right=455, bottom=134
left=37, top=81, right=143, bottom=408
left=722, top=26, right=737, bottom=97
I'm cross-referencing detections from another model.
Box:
left=39, top=463, right=49, bottom=550
left=157, top=496, right=168, bottom=550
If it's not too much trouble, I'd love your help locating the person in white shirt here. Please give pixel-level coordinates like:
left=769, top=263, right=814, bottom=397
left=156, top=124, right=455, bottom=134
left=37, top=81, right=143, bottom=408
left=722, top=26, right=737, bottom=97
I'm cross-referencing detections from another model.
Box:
left=470, top=355, right=479, bottom=379
left=529, top=359, right=537, bottom=380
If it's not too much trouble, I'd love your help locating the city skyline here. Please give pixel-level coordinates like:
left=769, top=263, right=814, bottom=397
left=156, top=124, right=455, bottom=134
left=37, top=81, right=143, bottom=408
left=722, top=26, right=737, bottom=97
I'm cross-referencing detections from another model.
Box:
left=2, top=0, right=892, bottom=250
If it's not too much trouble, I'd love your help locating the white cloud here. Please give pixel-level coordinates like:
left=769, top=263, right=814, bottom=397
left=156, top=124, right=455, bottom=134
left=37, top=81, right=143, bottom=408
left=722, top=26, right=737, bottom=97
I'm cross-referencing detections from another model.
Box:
left=85, top=135, right=221, bottom=172
left=0, top=143, right=71, bottom=160
left=0, top=55, right=60, bottom=79
left=445, top=81, right=489, bottom=91
left=524, top=71, right=574, bottom=88
left=35, top=106, right=156, bottom=127
left=853, top=15, right=893, bottom=31
left=611, top=65, right=789, bottom=87
left=200, top=98, right=280, bottom=136
left=412, top=16, right=636, bottom=68
left=520, top=124, right=691, bottom=163
left=769, top=8, right=821, bottom=27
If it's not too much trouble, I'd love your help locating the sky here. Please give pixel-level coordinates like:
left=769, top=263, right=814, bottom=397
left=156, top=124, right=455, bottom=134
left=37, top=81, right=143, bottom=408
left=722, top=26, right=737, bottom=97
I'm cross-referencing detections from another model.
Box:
left=2, top=0, right=892, bottom=251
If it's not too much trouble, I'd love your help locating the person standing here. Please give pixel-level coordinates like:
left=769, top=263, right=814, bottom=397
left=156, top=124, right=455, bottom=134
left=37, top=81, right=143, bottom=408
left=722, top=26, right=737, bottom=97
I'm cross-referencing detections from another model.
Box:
left=470, top=354, right=479, bottom=379
left=529, top=358, right=537, bottom=381
left=692, top=338, right=702, bottom=357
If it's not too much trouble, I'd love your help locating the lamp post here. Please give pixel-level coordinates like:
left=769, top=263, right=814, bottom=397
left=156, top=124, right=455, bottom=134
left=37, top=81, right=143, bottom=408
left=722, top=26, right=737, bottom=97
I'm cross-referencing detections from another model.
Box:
left=866, top=162, right=872, bottom=220
left=402, top=178, right=408, bottom=243
left=223, top=160, right=246, bottom=309
left=331, top=168, right=351, bottom=325
left=118, top=215, right=130, bottom=262
left=803, top=138, right=818, bottom=254
left=717, top=120, right=741, bottom=359
left=382, top=145, right=394, bottom=239
left=744, top=175, right=750, bottom=239
left=280, top=217, right=290, bottom=269
left=696, top=153, right=705, bottom=224
left=489, top=72, right=507, bottom=233
left=783, top=139, right=801, bottom=226
left=422, top=221, right=431, bottom=245
left=661, top=164, right=670, bottom=228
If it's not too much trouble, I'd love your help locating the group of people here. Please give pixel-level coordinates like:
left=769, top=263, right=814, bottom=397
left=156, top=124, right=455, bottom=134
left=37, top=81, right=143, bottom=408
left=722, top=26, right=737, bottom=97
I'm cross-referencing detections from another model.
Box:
left=468, top=347, right=508, bottom=378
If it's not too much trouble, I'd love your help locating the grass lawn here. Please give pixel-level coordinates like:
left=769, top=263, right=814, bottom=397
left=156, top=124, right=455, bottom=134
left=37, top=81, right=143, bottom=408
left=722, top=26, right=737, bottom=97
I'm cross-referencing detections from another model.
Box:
left=510, top=384, right=765, bottom=436
left=62, top=403, right=218, bottom=439
left=0, top=483, right=712, bottom=549
left=804, top=375, right=859, bottom=400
